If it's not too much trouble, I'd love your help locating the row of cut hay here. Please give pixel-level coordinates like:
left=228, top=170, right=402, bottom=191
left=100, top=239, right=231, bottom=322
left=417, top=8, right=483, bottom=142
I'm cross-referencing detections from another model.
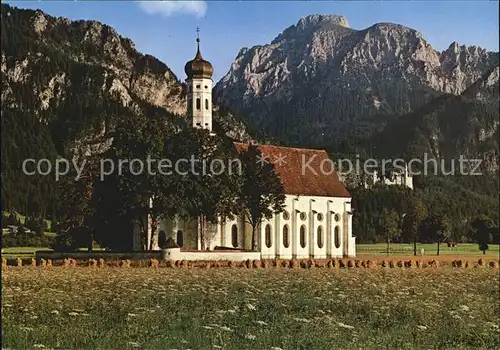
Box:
left=378, top=259, right=500, bottom=269
left=379, top=260, right=436, bottom=268
left=1, top=257, right=119, bottom=268
left=3, top=257, right=499, bottom=269
left=472, top=258, right=499, bottom=268
left=0, top=258, right=55, bottom=268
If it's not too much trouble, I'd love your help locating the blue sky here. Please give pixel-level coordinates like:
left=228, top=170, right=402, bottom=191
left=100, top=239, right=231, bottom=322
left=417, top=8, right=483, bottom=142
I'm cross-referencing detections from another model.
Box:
left=5, top=1, right=499, bottom=82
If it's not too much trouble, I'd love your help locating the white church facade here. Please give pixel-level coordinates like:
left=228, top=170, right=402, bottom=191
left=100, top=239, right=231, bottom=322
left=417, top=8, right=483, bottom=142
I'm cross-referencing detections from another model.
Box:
left=133, top=33, right=356, bottom=259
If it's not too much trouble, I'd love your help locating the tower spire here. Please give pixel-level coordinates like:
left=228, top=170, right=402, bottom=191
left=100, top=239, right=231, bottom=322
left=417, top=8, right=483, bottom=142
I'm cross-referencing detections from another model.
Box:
left=196, top=26, right=201, bottom=58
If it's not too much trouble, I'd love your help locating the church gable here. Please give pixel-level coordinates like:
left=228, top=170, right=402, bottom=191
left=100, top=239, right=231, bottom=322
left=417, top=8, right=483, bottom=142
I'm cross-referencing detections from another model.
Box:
left=234, top=142, right=350, bottom=198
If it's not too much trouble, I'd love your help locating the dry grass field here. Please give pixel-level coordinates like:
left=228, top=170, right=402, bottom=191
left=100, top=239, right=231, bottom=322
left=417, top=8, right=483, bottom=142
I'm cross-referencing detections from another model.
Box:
left=2, top=264, right=499, bottom=349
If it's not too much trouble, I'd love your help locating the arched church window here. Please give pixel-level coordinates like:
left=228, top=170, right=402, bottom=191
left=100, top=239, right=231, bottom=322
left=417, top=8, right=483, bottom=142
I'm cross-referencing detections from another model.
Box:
left=317, top=226, right=324, bottom=248
left=205, top=99, right=209, bottom=110
left=196, top=98, right=201, bottom=110
left=283, top=225, right=290, bottom=248
left=158, top=230, right=166, bottom=249
left=265, top=224, right=272, bottom=248
left=334, top=226, right=341, bottom=248
left=231, top=224, right=238, bottom=248
left=176, top=230, right=183, bottom=248
left=300, top=225, right=307, bottom=248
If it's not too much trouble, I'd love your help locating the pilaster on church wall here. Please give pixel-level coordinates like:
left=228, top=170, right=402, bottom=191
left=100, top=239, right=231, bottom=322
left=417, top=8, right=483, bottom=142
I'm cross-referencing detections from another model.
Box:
left=243, top=221, right=253, bottom=250
left=203, top=220, right=220, bottom=250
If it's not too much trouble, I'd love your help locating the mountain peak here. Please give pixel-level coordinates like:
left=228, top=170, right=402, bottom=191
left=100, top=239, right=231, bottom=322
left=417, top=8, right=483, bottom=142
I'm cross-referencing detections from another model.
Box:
left=447, top=41, right=461, bottom=52
left=272, top=14, right=350, bottom=44
left=297, top=14, right=350, bottom=30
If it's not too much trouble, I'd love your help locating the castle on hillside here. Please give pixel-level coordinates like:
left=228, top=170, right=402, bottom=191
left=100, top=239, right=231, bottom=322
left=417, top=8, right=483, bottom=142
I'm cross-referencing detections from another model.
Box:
left=365, top=167, right=414, bottom=190
left=133, top=32, right=356, bottom=259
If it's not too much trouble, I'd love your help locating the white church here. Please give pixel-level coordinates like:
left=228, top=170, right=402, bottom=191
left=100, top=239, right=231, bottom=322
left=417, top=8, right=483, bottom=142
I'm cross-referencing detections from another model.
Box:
left=133, top=34, right=356, bottom=259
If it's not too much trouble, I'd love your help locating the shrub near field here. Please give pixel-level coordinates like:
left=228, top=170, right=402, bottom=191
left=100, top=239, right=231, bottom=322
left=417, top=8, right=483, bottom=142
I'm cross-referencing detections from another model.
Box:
left=2, top=268, right=499, bottom=349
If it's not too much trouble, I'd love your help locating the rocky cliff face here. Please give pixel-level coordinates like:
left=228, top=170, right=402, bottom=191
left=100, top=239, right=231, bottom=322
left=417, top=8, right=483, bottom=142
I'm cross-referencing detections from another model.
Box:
left=3, top=7, right=185, bottom=113
left=214, top=14, right=499, bottom=158
left=1, top=4, right=187, bottom=155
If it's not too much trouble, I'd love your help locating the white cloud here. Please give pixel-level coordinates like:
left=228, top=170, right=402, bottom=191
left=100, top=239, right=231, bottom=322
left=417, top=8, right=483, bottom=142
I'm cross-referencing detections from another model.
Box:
left=138, top=1, right=207, bottom=18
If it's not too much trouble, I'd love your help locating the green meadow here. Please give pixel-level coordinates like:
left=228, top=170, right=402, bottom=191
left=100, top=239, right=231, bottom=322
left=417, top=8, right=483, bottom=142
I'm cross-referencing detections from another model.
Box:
left=2, top=267, right=499, bottom=349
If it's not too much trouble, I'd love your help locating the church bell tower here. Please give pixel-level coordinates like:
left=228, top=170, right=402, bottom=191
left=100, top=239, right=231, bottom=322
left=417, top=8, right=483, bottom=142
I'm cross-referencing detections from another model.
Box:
left=184, top=27, right=214, bottom=131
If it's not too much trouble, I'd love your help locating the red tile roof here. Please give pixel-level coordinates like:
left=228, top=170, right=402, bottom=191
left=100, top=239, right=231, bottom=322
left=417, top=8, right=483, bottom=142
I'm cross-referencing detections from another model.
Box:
left=234, top=142, right=350, bottom=198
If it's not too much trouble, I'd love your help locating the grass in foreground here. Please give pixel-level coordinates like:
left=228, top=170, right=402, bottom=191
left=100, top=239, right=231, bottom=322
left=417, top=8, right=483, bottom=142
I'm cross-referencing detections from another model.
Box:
left=2, top=267, right=499, bottom=349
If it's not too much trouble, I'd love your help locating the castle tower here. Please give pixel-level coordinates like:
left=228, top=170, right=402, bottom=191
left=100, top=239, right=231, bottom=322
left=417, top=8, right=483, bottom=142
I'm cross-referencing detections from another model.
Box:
left=184, top=27, right=213, bottom=131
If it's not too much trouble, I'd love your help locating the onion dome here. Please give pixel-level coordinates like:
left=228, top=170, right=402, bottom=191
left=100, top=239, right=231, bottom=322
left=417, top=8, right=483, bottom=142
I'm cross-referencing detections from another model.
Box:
left=184, top=29, right=213, bottom=79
